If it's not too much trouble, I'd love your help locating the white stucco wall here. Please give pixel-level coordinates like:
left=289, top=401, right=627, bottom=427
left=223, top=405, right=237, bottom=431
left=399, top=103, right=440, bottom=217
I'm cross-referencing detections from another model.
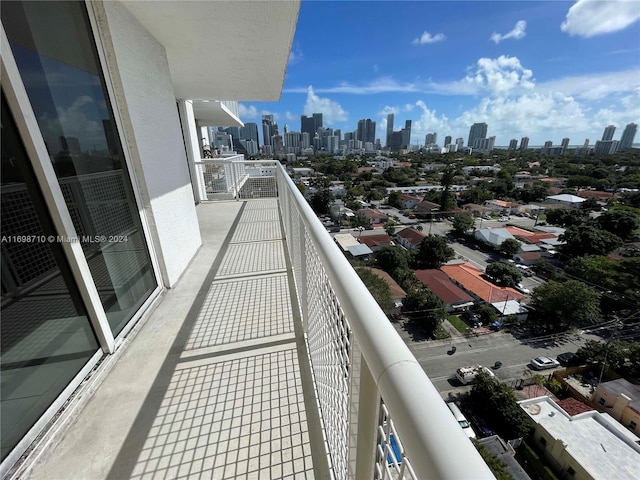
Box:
left=98, top=1, right=202, bottom=287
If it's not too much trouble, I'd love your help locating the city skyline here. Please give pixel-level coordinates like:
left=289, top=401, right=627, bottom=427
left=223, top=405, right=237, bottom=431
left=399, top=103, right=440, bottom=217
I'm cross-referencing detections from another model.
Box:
left=238, top=0, right=639, bottom=147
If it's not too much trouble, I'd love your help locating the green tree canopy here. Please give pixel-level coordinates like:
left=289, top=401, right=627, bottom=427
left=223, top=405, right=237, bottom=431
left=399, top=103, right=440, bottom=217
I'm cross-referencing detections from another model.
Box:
left=530, top=280, right=600, bottom=330
left=387, top=190, right=402, bottom=208
left=451, top=213, right=475, bottom=235
left=375, top=246, right=413, bottom=274
left=596, top=210, right=640, bottom=241
left=545, top=208, right=587, bottom=227
left=309, top=188, right=333, bottom=215
left=416, top=234, right=456, bottom=268
left=575, top=339, right=640, bottom=377
left=468, top=373, right=532, bottom=439
left=403, top=286, right=446, bottom=333
left=355, top=268, right=393, bottom=314
left=384, top=219, right=398, bottom=237
left=559, top=224, right=623, bottom=257
left=499, top=238, right=522, bottom=256
left=486, top=261, right=523, bottom=288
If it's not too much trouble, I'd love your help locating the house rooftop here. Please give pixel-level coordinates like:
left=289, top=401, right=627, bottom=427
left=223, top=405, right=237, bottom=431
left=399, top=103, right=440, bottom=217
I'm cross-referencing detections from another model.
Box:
left=368, top=268, right=407, bottom=299
left=397, top=227, right=427, bottom=246
left=547, top=194, right=586, bottom=203
left=358, top=234, right=393, bottom=248
left=414, top=269, right=473, bottom=305
left=519, top=396, right=640, bottom=480
left=440, top=262, right=525, bottom=304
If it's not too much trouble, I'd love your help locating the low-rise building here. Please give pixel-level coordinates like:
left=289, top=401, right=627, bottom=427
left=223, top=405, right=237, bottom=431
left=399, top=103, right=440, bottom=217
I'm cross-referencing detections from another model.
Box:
left=396, top=228, right=427, bottom=250
left=358, top=234, right=394, bottom=252
left=546, top=194, right=586, bottom=209
left=414, top=269, right=474, bottom=312
left=440, top=261, right=525, bottom=304
left=368, top=268, right=407, bottom=312
left=592, top=379, right=640, bottom=435
left=399, top=194, right=423, bottom=210
left=519, top=396, right=640, bottom=480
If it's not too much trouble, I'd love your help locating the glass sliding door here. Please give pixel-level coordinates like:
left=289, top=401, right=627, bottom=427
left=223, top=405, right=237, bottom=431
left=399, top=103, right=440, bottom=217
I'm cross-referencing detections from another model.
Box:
left=1, top=93, right=100, bottom=461
left=2, top=1, right=157, bottom=336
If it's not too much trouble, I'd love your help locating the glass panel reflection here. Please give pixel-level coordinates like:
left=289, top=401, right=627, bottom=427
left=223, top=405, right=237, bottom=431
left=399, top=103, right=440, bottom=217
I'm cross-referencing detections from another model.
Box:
left=3, top=1, right=157, bottom=335
left=1, top=93, right=99, bottom=461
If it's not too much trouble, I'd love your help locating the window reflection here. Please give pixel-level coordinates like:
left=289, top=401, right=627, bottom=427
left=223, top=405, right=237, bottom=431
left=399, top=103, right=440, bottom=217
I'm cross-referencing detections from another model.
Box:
left=3, top=1, right=157, bottom=335
left=1, top=93, right=99, bottom=462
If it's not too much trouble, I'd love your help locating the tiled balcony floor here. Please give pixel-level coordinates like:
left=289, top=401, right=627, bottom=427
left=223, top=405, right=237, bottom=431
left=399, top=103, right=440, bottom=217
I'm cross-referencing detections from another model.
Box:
left=22, top=200, right=325, bottom=480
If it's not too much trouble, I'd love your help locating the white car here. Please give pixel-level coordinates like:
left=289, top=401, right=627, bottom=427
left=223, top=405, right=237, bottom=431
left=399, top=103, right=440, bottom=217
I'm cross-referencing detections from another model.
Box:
left=530, top=356, right=560, bottom=370
left=516, top=283, right=530, bottom=295
left=456, top=365, right=496, bottom=385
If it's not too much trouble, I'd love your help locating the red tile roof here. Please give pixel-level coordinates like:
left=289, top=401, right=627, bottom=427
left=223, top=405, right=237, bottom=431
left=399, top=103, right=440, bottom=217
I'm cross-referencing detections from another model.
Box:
left=368, top=268, right=407, bottom=299
left=556, top=398, right=594, bottom=416
left=440, top=262, right=525, bottom=303
left=505, top=226, right=556, bottom=243
left=358, top=234, right=392, bottom=248
left=397, top=228, right=426, bottom=246
left=414, top=269, right=474, bottom=305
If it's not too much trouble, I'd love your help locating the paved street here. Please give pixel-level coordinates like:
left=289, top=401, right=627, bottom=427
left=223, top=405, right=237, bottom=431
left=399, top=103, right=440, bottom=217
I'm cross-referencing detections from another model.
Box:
left=397, top=326, right=593, bottom=398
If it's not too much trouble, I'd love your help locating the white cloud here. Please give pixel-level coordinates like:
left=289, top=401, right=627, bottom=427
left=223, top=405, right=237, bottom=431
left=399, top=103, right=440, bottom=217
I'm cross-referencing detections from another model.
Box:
left=464, top=56, right=535, bottom=95
left=284, top=111, right=297, bottom=121
left=412, top=31, right=445, bottom=45
left=303, top=86, right=348, bottom=124
left=561, top=0, right=640, bottom=37
left=239, top=103, right=259, bottom=118
left=537, top=68, right=640, bottom=100
left=285, top=77, right=419, bottom=95
left=490, top=20, right=527, bottom=44
left=288, top=45, right=303, bottom=65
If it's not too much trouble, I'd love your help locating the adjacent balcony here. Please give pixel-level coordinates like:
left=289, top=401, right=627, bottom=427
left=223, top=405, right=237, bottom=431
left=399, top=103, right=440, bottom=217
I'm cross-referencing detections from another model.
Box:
left=17, top=159, right=493, bottom=480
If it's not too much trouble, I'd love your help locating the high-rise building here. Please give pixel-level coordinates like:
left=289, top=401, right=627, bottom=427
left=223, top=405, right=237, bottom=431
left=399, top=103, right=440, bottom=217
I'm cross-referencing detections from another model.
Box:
left=508, top=139, right=517, bottom=150
left=520, top=137, right=529, bottom=150
left=602, top=125, right=616, bottom=141
left=468, top=123, right=488, bottom=149
left=357, top=118, right=376, bottom=145
left=444, top=136, right=452, bottom=148
left=561, top=138, right=570, bottom=151
left=475, top=136, right=495, bottom=153
left=241, top=122, right=259, bottom=146
left=619, top=123, right=637, bottom=149
left=334, top=129, right=341, bottom=141
left=386, top=113, right=394, bottom=147
left=301, top=113, right=322, bottom=140
left=455, top=138, right=464, bottom=149
left=594, top=140, right=619, bottom=155
left=402, top=120, right=412, bottom=148
left=425, top=132, right=437, bottom=146
left=301, top=132, right=310, bottom=148
left=389, top=131, right=404, bottom=152
left=262, top=114, right=278, bottom=147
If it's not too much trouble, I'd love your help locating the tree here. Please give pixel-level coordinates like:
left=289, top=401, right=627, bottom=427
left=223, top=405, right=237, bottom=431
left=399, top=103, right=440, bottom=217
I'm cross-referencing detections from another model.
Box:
left=468, top=373, right=532, bottom=439
left=351, top=212, right=370, bottom=229
left=415, top=234, right=455, bottom=268
left=309, top=188, right=333, bottom=215
left=384, top=219, right=398, bottom=237
left=545, top=208, right=586, bottom=227
left=596, top=210, right=640, bottom=241
left=575, top=340, right=640, bottom=377
left=486, top=261, right=523, bottom=288
left=499, top=238, right=521, bottom=256
left=530, top=280, right=600, bottom=330
left=451, top=213, right=475, bottom=235
left=403, top=286, right=446, bottom=333
left=387, top=190, right=402, bottom=208
left=559, top=224, right=623, bottom=257
left=375, top=246, right=412, bottom=274
left=355, top=268, right=393, bottom=314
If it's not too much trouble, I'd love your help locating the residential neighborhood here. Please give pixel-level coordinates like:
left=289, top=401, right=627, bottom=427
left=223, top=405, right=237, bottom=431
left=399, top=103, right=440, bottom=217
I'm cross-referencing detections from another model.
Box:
left=294, top=147, right=640, bottom=479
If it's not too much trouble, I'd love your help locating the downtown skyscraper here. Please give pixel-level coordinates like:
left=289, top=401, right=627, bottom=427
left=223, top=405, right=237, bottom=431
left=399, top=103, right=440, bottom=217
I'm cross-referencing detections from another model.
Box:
left=357, top=118, right=376, bottom=145
left=619, top=123, right=637, bottom=150
left=468, top=122, right=488, bottom=149
left=386, top=113, right=394, bottom=147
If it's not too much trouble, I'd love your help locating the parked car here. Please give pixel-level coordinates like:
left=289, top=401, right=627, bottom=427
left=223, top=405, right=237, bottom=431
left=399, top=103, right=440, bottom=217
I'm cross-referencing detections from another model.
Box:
left=516, top=283, right=531, bottom=295
left=447, top=402, right=476, bottom=439
left=456, top=365, right=495, bottom=385
left=530, top=356, right=560, bottom=370
left=462, top=310, right=482, bottom=327
left=556, top=352, right=576, bottom=366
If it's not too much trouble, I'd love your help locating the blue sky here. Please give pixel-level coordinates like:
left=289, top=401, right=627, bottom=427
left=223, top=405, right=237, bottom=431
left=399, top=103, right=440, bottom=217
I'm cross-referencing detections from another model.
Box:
left=241, top=0, right=640, bottom=147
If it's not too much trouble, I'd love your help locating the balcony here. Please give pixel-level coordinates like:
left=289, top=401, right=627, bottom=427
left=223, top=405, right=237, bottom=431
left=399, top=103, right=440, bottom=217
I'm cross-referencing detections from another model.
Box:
left=16, top=160, right=493, bottom=480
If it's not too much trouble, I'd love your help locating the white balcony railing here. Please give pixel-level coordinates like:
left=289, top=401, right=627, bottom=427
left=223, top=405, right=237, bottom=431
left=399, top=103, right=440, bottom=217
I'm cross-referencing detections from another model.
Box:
left=196, top=160, right=495, bottom=479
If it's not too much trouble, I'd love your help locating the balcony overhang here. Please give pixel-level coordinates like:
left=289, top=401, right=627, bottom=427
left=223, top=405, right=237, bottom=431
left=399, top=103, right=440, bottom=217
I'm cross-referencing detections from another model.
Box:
left=119, top=0, right=300, bottom=101
left=192, top=101, right=243, bottom=127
